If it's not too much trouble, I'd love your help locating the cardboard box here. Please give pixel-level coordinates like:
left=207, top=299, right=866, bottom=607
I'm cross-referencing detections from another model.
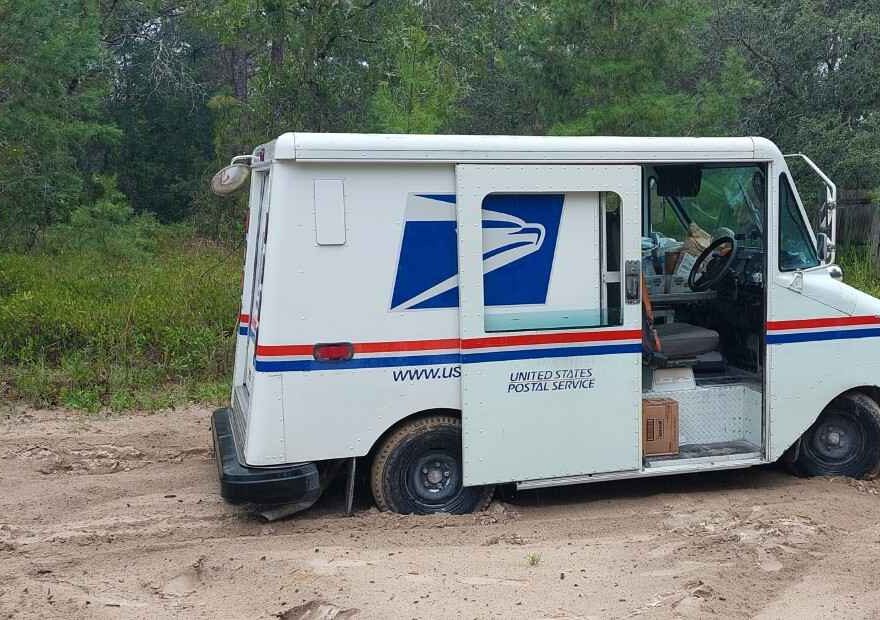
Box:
left=674, top=252, right=697, bottom=277
left=667, top=273, right=691, bottom=294
left=666, top=252, right=696, bottom=294
left=645, top=275, right=666, bottom=295
left=642, top=398, right=679, bottom=456
left=664, top=250, right=682, bottom=274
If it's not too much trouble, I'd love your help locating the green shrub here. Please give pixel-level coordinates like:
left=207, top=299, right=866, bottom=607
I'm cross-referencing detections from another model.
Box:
left=41, top=175, right=160, bottom=260
left=0, top=215, right=240, bottom=410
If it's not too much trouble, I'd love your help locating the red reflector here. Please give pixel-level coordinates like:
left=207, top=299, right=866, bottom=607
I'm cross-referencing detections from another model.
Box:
left=313, top=342, right=354, bottom=362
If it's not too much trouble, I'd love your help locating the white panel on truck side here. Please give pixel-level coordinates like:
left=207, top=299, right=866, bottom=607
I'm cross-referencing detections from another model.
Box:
left=257, top=162, right=462, bottom=464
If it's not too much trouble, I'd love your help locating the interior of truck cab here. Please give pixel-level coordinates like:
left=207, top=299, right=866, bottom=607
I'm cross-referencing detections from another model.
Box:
left=639, top=163, right=767, bottom=466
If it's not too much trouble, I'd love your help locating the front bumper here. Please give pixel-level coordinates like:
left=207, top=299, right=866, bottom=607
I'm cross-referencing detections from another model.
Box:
left=211, top=407, right=321, bottom=508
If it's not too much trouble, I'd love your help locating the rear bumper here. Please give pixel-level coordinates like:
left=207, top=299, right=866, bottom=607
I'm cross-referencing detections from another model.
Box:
left=211, top=407, right=321, bottom=508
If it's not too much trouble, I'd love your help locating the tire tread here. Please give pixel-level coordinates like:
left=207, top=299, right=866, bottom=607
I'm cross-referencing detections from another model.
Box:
left=793, top=391, right=880, bottom=479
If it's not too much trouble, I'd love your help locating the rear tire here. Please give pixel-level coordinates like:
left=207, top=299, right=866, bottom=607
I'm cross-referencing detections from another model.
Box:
left=370, top=415, right=494, bottom=515
left=789, top=392, right=880, bottom=478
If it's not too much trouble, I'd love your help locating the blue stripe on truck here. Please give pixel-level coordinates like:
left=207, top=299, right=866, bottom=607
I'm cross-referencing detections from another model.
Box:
left=766, top=327, right=880, bottom=344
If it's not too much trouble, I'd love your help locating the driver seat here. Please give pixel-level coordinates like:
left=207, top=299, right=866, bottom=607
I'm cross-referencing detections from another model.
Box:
left=642, top=276, right=720, bottom=367
left=654, top=321, right=720, bottom=359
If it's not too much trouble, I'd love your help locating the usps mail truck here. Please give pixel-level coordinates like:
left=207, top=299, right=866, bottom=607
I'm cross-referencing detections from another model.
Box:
left=210, top=133, right=880, bottom=517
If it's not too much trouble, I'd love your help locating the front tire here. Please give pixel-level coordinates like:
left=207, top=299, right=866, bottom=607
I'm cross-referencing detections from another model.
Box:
left=370, top=415, right=494, bottom=515
left=789, top=392, right=880, bottom=478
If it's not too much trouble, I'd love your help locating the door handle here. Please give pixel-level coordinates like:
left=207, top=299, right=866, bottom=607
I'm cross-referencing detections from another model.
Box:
left=625, top=260, right=641, bottom=305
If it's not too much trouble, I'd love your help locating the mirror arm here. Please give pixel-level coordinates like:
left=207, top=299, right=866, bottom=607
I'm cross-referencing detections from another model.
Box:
left=783, top=153, right=837, bottom=206
left=231, top=155, right=255, bottom=167
left=784, top=153, right=837, bottom=264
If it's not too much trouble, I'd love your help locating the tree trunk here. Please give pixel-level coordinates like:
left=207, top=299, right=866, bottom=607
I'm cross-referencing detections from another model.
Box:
left=228, top=47, right=249, bottom=102
left=870, top=207, right=880, bottom=270
left=270, top=38, right=284, bottom=124
left=271, top=39, right=284, bottom=67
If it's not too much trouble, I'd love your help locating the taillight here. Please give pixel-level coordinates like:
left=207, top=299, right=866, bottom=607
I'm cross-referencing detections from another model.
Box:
left=313, top=342, right=354, bottom=362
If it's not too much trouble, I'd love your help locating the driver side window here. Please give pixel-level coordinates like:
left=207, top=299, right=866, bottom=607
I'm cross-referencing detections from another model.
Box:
left=778, top=174, right=819, bottom=271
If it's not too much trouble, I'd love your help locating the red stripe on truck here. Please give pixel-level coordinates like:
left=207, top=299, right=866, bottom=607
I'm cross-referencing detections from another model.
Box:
left=461, top=329, right=642, bottom=349
left=356, top=338, right=461, bottom=353
left=256, top=344, right=313, bottom=356
left=767, top=315, right=880, bottom=331
left=255, top=339, right=460, bottom=357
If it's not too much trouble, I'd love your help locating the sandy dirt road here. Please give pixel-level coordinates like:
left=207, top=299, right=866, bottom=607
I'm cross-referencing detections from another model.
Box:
left=2, top=405, right=880, bottom=620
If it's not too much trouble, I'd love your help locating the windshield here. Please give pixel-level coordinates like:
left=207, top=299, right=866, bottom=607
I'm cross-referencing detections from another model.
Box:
left=648, top=164, right=766, bottom=249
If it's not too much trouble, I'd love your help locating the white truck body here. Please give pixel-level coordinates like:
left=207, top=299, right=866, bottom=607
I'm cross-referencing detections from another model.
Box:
left=223, top=133, right=880, bottom=501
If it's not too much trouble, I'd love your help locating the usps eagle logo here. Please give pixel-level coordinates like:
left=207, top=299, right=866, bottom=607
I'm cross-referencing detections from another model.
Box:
left=390, top=193, right=563, bottom=311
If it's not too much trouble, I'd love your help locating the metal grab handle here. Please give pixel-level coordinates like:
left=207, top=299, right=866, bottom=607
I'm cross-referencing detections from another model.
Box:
left=625, top=260, right=641, bottom=305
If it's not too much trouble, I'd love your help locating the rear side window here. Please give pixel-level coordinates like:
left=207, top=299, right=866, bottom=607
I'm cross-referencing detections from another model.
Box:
left=778, top=174, right=819, bottom=271
left=480, top=191, right=623, bottom=332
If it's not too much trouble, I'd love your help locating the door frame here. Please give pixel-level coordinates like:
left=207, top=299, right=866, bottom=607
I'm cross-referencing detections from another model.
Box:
left=244, top=169, right=272, bottom=395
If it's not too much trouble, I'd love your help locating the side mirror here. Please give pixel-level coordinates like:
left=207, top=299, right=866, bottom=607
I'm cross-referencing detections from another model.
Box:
left=817, top=201, right=837, bottom=238
left=211, top=164, right=250, bottom=196
left=816, top=232, right=834, bottom=263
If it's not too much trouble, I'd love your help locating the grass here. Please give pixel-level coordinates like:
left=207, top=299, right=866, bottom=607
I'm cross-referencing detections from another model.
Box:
left=0, top=229, right=240, bottom=412
left=837, top=244, right=880, bottom=298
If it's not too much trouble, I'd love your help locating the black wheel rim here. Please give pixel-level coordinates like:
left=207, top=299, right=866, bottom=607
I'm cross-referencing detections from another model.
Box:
left=805, top=411, right=865, bottom=467
left=406, top=451, right=460, bottom=505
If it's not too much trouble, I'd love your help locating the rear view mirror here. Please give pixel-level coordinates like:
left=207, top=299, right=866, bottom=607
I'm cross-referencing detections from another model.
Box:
left=656, top=165, right=702, bottom=198
left=211, top=164, right=250, bottom=196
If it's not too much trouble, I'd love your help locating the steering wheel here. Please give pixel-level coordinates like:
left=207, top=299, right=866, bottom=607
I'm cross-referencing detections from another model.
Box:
left=688, top=236, right=738, bottom=292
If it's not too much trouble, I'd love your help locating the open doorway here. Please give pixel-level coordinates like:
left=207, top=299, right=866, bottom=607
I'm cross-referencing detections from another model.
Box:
left=640, top=163, right=767, bottom=466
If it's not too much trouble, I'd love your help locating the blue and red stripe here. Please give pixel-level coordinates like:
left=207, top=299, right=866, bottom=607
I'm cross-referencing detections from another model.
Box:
left=766, top=315, right=880, bottom=344
left=253, top=329, right=642, bottom=372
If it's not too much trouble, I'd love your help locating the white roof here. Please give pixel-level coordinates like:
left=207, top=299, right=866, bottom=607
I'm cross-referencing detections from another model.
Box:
left=266, top=133, right=781, bottom=163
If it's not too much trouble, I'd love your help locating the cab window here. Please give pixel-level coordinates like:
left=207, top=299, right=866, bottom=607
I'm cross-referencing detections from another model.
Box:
left=646, top=164, right=765, bottom=249
left=778, top=174, right=819, bottom=271
left=677, top=166, right=765, bottom=249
